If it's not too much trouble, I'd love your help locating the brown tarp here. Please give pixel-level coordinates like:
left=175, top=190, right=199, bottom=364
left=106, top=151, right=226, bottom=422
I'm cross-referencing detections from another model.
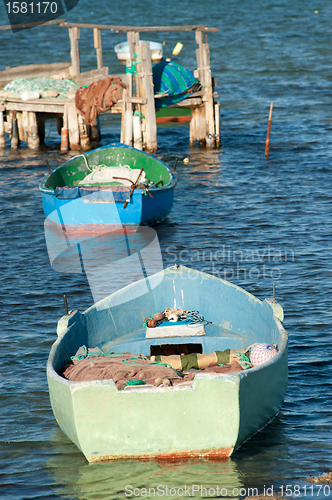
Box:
left=75, top=77, right=126, bottom=126
left=62, top=352, right=243, bottom=390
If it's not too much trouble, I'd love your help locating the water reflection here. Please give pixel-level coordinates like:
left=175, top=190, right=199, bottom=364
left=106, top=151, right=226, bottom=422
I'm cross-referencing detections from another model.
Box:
left=47, top=429, right=246, bottom=500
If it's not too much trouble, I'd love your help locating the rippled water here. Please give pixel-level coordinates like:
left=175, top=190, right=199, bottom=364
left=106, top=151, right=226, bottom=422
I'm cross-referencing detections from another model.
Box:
left=1, top=1, right=332, bottom=499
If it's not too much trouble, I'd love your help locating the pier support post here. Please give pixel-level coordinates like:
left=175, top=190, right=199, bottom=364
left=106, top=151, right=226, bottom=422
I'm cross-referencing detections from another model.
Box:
left=190, top=106, right=206, bottom=146
left=194, top=30, right=219, bottom=147
left=90, top=116, right=101, bottom=143
left=28, top=112, right=40, bottom=149
left=139, top=41, right=157, bottom=153
left=78, top=114, right=90, bottom=150
left=11, top=112, right=19, bottom=149
left=69, top=27, right=80, bottom=79
left=0, top=111, right=6, bottom=148
left=37, top=115, right=45, bottom=145
left=94, top=28, right=103, bottom=70
left=202, top=35, right=216, bottom=146
left=214, top=101, right=220, bottom=147
left=67, top=102, right=80, bottom=150
left=17, top=112, right=25, bottom=143
left=60, top=106, right=69, bottom=153
left=22, top=111, right=29, bottom=143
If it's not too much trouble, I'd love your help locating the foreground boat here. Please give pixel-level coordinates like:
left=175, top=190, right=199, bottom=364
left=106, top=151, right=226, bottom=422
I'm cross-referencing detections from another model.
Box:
left=40, top=143, right=176, bottom=234
left=47, top=265, right=288, bottom=462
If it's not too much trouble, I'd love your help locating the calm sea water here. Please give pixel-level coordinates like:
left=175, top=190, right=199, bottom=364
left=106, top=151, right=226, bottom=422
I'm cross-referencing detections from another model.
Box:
left=1, top=1, right=332, bottom=499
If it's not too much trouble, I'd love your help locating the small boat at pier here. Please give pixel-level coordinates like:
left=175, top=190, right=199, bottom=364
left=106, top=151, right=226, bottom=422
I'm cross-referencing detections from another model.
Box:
left=47, top=265, right=288, bottom=462
left=114, top=40, right=163, bottom=63
left=39, top=143, right=176, bottom=234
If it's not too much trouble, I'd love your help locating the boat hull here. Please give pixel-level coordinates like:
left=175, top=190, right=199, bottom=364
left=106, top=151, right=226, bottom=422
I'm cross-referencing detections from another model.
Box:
left=47, top=266, right=288, bottom=462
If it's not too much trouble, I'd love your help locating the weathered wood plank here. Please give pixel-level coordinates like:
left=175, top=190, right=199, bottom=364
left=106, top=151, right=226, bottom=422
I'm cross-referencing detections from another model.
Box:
left=3, top=102, right=66, bottom=113
left=0, top=19, right=65, bottom=30
left=126, top=97, right=147, bottom=104
left=59, top=22, right=218, bottom=32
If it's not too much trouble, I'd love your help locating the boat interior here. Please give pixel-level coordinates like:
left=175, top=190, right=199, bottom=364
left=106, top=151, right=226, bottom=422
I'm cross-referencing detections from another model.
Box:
left=52, top=267, right=285, bottom=391
left=44, top=144, right=172, bottom=189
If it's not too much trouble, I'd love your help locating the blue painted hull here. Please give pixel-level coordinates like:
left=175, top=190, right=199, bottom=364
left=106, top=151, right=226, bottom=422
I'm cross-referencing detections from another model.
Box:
left=40, top=143, right=176, bottom=232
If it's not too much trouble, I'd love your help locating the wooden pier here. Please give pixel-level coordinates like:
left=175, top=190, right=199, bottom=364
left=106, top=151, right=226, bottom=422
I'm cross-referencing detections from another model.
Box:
left=0, top=21, right=220, bottom=154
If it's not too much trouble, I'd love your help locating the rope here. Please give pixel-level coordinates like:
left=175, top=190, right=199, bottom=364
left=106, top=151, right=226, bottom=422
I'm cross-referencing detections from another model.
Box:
left=70, top=345, right=104, bottom=363
left=121, top=380, right=146, bottom=390
left=148, top=361, right=173, bottom=369
left=144, top=308, right=211, bottom=327
left=232, top=351, right=252, bottom=370
left=121, top=355, right=146, bottom=365
left=70, top=153, right=91, bottom=171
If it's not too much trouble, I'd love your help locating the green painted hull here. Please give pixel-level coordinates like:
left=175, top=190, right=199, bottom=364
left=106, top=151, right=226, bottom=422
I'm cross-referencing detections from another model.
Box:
left=47, top=266, right=288, bottom=462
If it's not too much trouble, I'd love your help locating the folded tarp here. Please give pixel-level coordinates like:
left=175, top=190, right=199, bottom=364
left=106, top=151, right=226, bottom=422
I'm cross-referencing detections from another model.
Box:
left=153, top=61, right=201, bottom=109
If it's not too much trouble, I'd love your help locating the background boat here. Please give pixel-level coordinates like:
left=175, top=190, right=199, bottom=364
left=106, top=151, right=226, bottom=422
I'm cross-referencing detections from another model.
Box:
left=48, top=265, right=288, bottom=462
left=39, top=143, right=177, bottom=234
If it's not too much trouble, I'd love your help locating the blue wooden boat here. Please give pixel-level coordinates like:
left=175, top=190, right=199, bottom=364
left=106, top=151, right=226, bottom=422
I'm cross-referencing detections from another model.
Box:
left=39, top=143, right=176, bottom=235
left=48, top=265, right=288, bottom=462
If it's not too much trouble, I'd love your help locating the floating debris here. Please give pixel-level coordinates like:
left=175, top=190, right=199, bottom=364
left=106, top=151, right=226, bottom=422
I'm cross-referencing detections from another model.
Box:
left=306, top=471, right=332, bottom=484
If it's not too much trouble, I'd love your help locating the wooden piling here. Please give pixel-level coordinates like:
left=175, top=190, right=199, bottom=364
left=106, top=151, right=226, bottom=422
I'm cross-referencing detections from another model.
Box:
left=67, top=102, right=80, bottom=150
left=139, top=41, right=157, bottom=153
left=122, top=39, right=134, bottom=147
left=22, top=111, right=29, bottom=142
left=17, top=112, right=25, bottom=142
left=37, top=115, right=45, bottom=145
left=93, top=28, right=103, bottom=70
left=11, top=112, right=19, bottom=149
left=265, top=102, right=273, bottom=157
left=0, top=111, right=6, bottom=148
left=78, top=113, right=90, bottom=150
left=60, top=105, right=69, bottom=152
left=90, top=117, right=101, bottom=143
left=190, top=106, right=206, bottom=146
left=28, top=112, right=40, bottom=149
left=214, top=101, right=220, bottom=147
left=69, top=27, right=80, bottom=78
left=203, top=37, right=216, bottom=146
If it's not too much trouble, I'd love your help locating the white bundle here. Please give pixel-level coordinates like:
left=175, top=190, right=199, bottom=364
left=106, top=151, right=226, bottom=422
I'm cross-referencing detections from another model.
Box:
left=79, top=165, right=146, bottom=187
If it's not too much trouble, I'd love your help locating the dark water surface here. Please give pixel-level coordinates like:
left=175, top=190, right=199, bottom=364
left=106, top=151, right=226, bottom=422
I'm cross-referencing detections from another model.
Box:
left=1, top=1, right=332, bottom=499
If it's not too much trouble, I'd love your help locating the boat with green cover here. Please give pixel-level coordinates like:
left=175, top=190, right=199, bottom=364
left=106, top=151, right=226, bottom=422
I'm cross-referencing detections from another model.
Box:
left=47, top=265, right=288, bottom=462
left=39, top=143, right=176, bottom=235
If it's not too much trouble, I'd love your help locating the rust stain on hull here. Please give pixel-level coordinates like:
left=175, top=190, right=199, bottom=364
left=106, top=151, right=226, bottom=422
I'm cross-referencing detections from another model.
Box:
left=156, top=116, right=191, bottom=124
left=88, top=447, right=233, bottom=463
left=47, top=221, right=137, bottom=238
